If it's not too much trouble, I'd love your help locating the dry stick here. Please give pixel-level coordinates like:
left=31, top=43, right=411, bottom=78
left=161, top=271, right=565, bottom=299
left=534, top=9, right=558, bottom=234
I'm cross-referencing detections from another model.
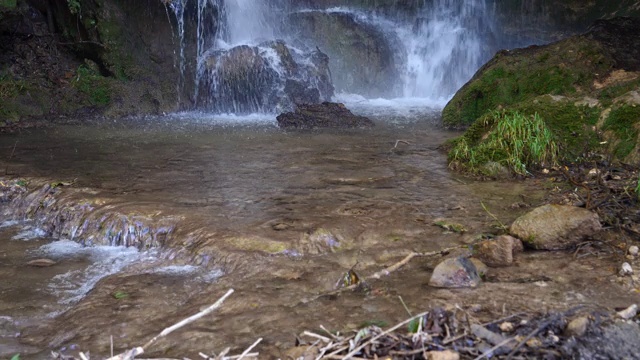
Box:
left=303, top=246, right=461, bottom=304
left=4, top=140, right=17, bottom=175
left=341, top=311, right=430, bottom=360
left=304, top=331, right=332, bottom=343
left=236, top=337, right=262, bottom=360
left=473, top=337, right=518, bottom=360
left=368, top=246, right=460, bottom=280
left=138, top=289, right=234, bottom=350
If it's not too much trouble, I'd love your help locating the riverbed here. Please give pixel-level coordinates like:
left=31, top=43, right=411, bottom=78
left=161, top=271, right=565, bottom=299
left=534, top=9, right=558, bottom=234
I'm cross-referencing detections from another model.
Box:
left=0, top=108, right=635, bottom=358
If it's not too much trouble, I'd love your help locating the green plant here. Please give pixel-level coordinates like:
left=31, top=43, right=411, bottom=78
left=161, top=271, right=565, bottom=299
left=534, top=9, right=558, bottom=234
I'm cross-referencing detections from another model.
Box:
left=73, top=65, right=111, bottom=106
left=636, top=174, right=640, bottom=200
left=10, top=354, right=20, bottom=360
left=66, top=0, right=80, bottom=15
left=112, top=290, right=129, bottom=299
left=0, top=0, right=17, bottom=9
left=449, top=110, right=559, bottom=175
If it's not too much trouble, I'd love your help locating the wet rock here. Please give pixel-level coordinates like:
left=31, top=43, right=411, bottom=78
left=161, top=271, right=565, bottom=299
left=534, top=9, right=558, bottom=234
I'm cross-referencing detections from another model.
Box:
left=429, top=256, right=480, bottom=288
left=473, top=235, right=523, bottom=267
left=26, top=258, right=56, bottom=267
left=198, top=41, right=333, bottom=114
left=298, top=228, right=342, bottom=255
left=510, top=205, right=602, bottom=250
left=277, top=102, right=374, bottom=129
left=289, top=10, right=399, bottom=98
left=565, top=316, right=589, bottom=337
left=426, top=350, right=460, bottom=360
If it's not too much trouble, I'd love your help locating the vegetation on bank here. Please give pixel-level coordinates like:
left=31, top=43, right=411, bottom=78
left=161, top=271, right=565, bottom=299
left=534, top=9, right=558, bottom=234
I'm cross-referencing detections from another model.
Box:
left=442, top=17, right=640, bottom=174
left=448, top=110, right=558, bottom=175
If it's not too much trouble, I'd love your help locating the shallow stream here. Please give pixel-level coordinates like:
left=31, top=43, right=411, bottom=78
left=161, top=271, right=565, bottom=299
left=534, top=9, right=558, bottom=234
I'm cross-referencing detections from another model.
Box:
left=0, top=108, right=635, bottom=358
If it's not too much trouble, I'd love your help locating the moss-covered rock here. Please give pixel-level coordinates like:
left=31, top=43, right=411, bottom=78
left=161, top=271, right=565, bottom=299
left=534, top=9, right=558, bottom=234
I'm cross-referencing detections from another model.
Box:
left=444, top=17, right=640, bottom=168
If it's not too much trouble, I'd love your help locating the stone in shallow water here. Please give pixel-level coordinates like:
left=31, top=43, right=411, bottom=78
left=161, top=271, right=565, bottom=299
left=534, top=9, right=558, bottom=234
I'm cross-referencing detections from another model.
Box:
left=429, top=256, right=480, bottom=288
left=473, top=235, right=523, bottom=267
left=276, top=102, right=374, bottom=129
left=510, top=204, right=601, bottom=250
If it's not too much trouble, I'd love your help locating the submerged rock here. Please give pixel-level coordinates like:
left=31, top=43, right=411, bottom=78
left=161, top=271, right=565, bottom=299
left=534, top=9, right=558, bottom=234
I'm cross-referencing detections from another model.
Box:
left=510, top=205, right=601, bottom=250
left=288, top=10, right=399, bottom=98
left=277, top=102, right=374, bottom=129
left=429, top=256, right=480, bottom=288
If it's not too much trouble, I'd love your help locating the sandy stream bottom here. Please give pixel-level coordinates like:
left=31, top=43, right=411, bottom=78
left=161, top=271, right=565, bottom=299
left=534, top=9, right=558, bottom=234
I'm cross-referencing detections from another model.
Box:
left=0, top=112, right=637, bottom=358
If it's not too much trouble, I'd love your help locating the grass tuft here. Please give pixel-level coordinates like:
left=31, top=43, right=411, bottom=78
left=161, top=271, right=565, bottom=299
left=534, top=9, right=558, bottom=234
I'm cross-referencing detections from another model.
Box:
left=449, top=110, right=558, bottom=175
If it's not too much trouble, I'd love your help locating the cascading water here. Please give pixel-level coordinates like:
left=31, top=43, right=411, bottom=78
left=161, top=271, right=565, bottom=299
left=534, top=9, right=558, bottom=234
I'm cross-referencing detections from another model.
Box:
left=398, top=0, right=496, bottom=100
left=170, top=0, right=499, bottom=113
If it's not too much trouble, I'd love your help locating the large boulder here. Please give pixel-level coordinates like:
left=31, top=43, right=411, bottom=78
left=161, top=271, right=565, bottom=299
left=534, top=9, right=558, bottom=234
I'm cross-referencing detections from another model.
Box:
left=288, top=10, right=399, bottom=98
left=277, top=102, right=374, bottom=129
left=197, top=40, right=333, bottom=114
left=510, top=205, right=602, bottom=250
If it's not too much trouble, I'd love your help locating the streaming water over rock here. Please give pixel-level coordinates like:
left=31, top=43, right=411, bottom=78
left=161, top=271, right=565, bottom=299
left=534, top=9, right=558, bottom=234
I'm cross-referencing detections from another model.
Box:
left=170, top=0, right=500, bottom=111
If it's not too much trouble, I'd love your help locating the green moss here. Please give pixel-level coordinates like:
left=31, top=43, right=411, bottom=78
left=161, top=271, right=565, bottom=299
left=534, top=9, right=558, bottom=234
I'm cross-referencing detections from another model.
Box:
left=512, top=96, right=602, bottom=159
left=443, top=37, right=613, bottom=128
left=73, top=65, right=111, bottom=106
left=598, top=77, right=640, bottom=107
left=603, top=104, right=640, bottom=159
left=0, top=0, right=16, bottom=9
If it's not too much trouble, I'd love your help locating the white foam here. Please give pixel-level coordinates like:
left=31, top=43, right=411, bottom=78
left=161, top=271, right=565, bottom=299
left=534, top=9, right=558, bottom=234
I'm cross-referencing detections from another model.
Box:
left=11, top=226, right=46, bottom=241
left=168, top=111, right=278, bottom=126
left=41, top=240, right=147, bottom=305
left=153, top=264, right=198, bottom=275
left=0, top=220, right=19, bottom=228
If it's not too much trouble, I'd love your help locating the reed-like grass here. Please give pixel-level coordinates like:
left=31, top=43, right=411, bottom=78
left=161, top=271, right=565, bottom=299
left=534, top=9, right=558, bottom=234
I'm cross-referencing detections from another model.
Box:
left=449, top=110, right=558, bottom=175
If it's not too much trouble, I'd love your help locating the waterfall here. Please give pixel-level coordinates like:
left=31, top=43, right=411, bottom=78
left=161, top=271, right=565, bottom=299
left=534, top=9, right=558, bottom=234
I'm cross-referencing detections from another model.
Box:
left=399, top=0, right=496, bottom=100
left=170, top=0, right=498, bottom=112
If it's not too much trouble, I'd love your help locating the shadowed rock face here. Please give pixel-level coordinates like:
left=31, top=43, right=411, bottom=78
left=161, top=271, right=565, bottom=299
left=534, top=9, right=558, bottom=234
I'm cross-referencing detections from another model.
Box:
left=288, top=10, right=399, bottom=98
left=276, top=102, right=374, bottom=129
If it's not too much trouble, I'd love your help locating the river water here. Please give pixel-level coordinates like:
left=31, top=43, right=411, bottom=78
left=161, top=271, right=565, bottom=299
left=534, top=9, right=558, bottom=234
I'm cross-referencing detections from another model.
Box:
left=0, top=109, right=636, bottom=358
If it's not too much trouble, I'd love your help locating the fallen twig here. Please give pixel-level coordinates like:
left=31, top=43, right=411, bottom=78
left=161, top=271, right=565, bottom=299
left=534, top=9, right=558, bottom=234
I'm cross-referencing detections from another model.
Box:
left=236, top=338, right=262, bottom=360
left=142, top=289, right=235, bottom=350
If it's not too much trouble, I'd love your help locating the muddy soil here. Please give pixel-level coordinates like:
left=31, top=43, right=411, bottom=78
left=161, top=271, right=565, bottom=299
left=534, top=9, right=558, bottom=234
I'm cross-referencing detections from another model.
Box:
left=0, top=112, right=637, bottom=359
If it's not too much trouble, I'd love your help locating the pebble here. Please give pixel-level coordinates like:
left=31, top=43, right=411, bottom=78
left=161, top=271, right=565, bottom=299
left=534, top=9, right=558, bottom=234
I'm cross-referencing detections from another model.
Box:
left=565, top=316, right=589, bottom=337
left=619, top=262, right=634, bottom=276
left=429, top=256, right=481, bottom=288
left=629, top=246, right=639, bottom=256
left=426, top=350, right=460, bottom=360
left=499, top=322, right=514, bottom=332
